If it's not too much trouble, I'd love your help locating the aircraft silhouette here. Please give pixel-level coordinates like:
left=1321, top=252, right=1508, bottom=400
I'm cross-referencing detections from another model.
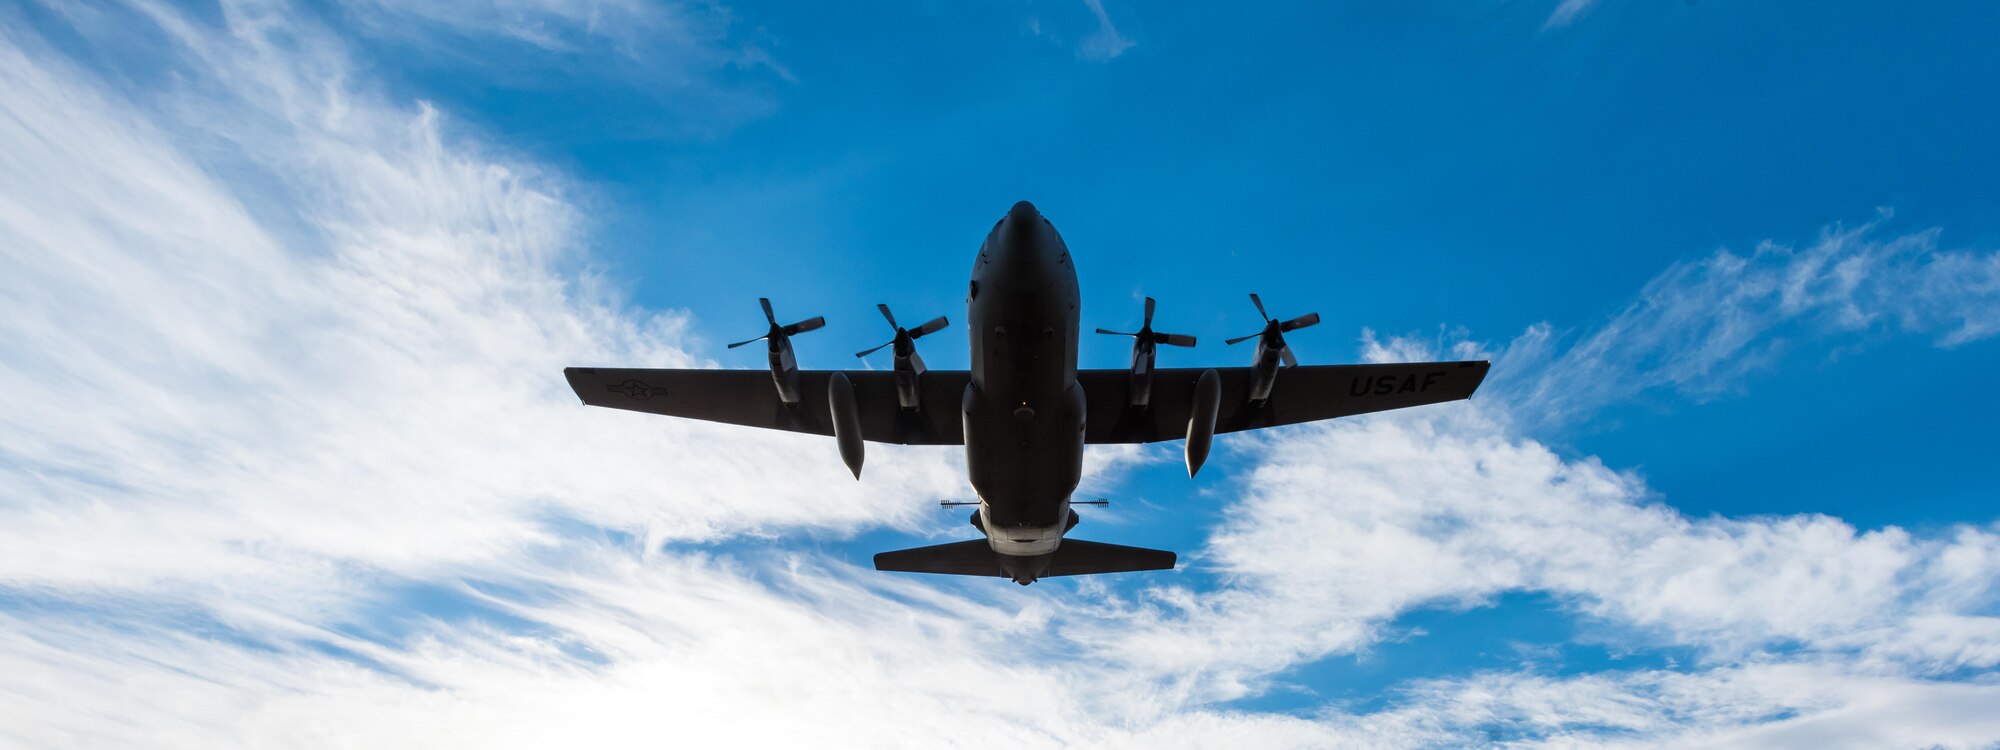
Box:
left=566, top=202, right=1488, bottom=584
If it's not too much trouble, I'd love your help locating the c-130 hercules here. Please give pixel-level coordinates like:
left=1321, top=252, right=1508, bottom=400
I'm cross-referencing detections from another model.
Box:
left=566, top=202, right=1488, bottom=585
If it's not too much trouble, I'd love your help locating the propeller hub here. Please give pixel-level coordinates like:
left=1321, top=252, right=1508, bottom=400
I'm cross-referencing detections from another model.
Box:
left=728, top=298, right=823, bottom=350
left=857, top=305, right=948, bottom=360
left=1225, top=294, right=1316, bottom=359
left=1095, top=297, right=1196, bottom=348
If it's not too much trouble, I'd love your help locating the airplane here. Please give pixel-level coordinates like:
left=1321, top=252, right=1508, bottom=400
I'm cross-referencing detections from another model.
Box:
left=564, top=201, right=1489, bottom=585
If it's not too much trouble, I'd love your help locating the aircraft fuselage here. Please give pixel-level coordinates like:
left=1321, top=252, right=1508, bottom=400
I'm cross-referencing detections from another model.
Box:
left=963, top=202, right=1084, bottom=561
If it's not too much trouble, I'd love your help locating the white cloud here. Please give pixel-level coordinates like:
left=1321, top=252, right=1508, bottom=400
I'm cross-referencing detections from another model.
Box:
left=9, top=551, right=2000, bottom=749
left=1377, top=662, right=2000, bottom=749
left=0, top=0, right=966, bottom=608
left=1090, top=403, right=1999, bottom=684
left=339, top=0, right=786, bottom=79
left=350, top=0, right=688, bottom=52
left=1028, top=0, right=1136, bottom=62
left=1497, top=216, right=2000, bottom=430
left=1077, top=0, right=1134, bottom=61
left=1544, top=0, right=1598, bottom=30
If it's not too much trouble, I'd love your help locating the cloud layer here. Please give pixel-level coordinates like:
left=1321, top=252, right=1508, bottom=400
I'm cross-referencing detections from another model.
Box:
left=0, top=0, right=966, bottom=604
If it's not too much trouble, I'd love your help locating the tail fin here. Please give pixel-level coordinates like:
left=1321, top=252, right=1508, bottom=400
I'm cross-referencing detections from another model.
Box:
left=874, top=539, right=1175, bottom=584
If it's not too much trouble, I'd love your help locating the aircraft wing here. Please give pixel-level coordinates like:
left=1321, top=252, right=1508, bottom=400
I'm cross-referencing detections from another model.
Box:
left=1081, top=360, right=1489, bottom=444
left=563, top=367, right=969, bottom=445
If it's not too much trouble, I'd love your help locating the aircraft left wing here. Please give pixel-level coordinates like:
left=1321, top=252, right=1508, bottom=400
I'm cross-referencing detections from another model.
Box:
left=563, top=367, right=969, bottom=445
left=1081, top=360, right=1489, bottom=444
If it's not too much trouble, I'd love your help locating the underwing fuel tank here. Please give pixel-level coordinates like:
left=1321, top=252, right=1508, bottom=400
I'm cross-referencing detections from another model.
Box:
left=1185, top=368, right=1221, bottom=476
left=828, top=372, right=864, bottom=478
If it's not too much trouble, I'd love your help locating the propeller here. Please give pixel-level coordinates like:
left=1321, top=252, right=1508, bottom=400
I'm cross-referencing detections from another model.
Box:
left=1095, top=297, right=1197, bottom=347
left=1224, top=293, right=1319, bottom=367
left=727, top=297, right=826, bottom=349
left=855, top=303, right=949, bottom=358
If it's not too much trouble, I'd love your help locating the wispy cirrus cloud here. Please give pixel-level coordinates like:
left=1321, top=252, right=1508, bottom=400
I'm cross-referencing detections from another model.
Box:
left=340, top=0, right=792, bottom=79
left=1498, top=215, right=2000, bottom=430
left=0, top=0, right=964, bottom=605
left=1027, top=0, right=1135, bottom=62
left=346, top=0, right=697, bottom=53
left=1544, top=0, right=1599, bottom=29
left=326, top=0, right=791, bottom=139
left=1077, top=0, right=1134, bottom=61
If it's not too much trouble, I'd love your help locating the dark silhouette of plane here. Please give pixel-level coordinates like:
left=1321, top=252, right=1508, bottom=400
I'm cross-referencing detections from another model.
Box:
left=565, top=202, right=1488, bottom=584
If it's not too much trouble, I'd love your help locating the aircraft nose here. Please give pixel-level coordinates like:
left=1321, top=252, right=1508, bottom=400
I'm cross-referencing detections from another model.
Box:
left=995, top=201, right=1048, bottom=257
left=978, top=200, right=1064, bottom=291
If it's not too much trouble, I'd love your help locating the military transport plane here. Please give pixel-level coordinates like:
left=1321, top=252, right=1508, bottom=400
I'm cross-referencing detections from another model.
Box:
left=564, top=202, right=1488, bottom=585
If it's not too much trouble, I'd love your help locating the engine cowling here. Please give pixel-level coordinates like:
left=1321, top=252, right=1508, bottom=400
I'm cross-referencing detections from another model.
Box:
left=1094, top=297, right=1196, bottom=407
left=726, top=297, right=824, bottom=405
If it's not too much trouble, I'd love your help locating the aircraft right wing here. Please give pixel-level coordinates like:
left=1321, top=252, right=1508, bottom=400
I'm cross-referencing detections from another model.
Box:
left=1081, top=360, right=1489, bottom=444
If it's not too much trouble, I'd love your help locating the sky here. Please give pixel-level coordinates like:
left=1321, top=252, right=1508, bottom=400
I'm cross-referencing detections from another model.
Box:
left=3, top=0, right=1999, bottom=747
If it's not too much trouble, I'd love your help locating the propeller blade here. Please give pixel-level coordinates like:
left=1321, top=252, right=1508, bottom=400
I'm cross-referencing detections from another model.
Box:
left=910, top=316, right=949, bottom=338
left=855, top=340, right=893, bottom=358
left=1095, top=328, right=1136, bottom=337
left=1249, top=293, right=1270, bottom=321
left=783, top=316, right=826, bottom=335
left=876, top=303, right=898, bottom=329
left=1143, top=296, right=1156, bottom=327
left=1156, top=333, right=1197, bottom=347
left=759, top=297, right=777, bottom=326
left=1281, top=346, right=1299, bottom=368
left=1225, top=332, right=1261, bottom=345
left=1282, top=312, right=1321, bottom=331
left=727, top=334, right=769, bottom=349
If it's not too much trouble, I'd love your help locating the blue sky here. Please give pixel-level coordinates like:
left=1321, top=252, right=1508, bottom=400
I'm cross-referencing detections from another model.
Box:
left=4, top=0, right=2000, bottom=747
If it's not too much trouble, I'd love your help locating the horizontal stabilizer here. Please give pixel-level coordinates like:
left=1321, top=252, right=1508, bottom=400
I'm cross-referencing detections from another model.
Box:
left=874, top=540, right=1001, bottom=576
left=874, top=539, right=1175, bottom=584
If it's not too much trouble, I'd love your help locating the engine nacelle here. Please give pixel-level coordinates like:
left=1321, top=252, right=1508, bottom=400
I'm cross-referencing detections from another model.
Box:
left=1094, top=298, right=1194, bottom=407
left=856, top=305, right=944, bottom=411
left=728, top=298, right=823, bottom=403
left=1126, top=341, right=1155, bottom=407
left=893, top=353, right=925, bottom=410
left=768, top=340, right=802, bottom=404
left=1247, top=342, right=1281, bottom=403
left=1185, top=368, right=1222, bottom=476
left=828, top=372, right=864, bottom=478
